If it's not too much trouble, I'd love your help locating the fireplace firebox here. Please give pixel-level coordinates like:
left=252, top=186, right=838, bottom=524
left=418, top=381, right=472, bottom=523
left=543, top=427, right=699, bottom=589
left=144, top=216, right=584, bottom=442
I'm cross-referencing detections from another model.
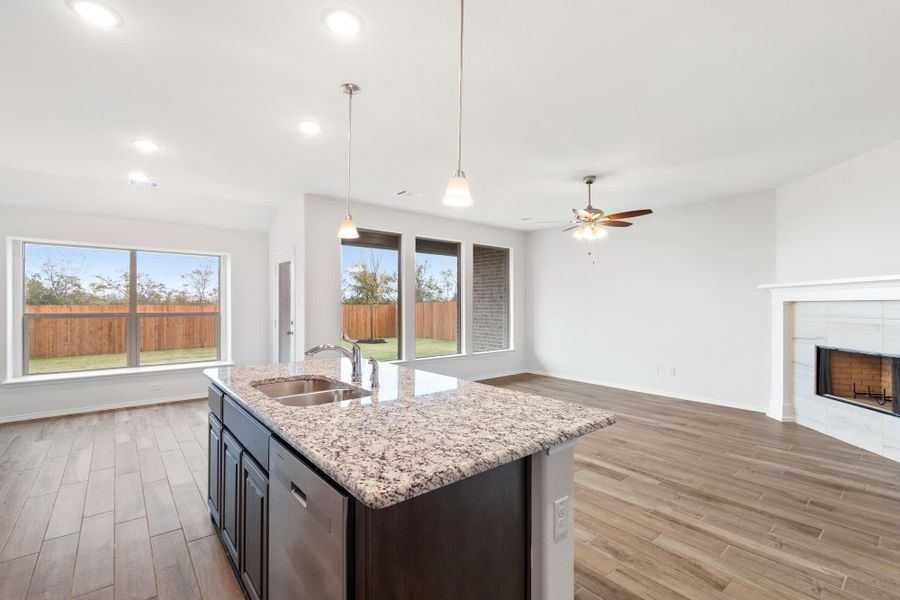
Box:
left=816, top=346, right=900, bottom=416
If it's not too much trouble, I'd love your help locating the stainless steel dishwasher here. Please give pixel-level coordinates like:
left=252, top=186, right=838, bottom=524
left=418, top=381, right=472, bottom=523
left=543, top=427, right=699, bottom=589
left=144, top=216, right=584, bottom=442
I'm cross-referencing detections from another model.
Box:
left=269, top=438, right=349, bottom=600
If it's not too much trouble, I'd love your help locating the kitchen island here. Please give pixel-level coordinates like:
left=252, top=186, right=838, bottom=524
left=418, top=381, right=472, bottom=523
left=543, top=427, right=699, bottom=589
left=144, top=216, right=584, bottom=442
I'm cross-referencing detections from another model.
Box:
left=204, top=359, right=615, bottom=600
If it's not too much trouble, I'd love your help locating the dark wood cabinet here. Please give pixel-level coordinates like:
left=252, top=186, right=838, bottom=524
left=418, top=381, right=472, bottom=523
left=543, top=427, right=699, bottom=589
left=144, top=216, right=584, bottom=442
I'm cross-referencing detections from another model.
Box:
left=209, top=385, right=270, bottom=600
left=221, top=429, right=243, bottom=567
left=240, top=454, right=268, bottom=600
left=207, top=413, right=223, bottom=528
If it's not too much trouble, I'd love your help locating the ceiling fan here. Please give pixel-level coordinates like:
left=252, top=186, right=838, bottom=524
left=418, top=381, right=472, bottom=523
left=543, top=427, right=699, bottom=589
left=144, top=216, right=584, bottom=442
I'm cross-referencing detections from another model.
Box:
left=564, top=175, right=653, bottom=241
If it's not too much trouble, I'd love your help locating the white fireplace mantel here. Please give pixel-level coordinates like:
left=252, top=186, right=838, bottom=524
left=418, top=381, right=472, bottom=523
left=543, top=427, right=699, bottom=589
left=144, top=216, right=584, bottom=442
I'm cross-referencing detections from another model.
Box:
left=761, top=275, right=900, bottom=435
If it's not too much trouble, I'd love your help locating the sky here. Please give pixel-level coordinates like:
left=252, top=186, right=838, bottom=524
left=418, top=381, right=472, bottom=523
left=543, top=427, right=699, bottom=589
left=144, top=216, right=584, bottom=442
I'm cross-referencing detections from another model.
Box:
left=24, top=243, right=219, bottom=290
left=340, top=245, right=458, bottom=301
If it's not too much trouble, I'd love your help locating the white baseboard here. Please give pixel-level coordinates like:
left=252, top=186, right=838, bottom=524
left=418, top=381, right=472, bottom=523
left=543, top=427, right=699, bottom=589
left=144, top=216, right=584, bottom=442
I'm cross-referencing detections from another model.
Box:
left=0, top=393, right=204, bottom=424
left=527, top=370, right=768, bottom=414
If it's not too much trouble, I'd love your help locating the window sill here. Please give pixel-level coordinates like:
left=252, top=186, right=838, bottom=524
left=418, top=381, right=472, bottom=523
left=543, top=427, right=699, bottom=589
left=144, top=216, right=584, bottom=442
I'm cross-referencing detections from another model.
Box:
left=409, top=348, right=515, bottom=362
left=411, top=353, right=467, bottom=362
left=471, top=348, right=515, bottom=356
left=2, top=360, right=233, bottom=388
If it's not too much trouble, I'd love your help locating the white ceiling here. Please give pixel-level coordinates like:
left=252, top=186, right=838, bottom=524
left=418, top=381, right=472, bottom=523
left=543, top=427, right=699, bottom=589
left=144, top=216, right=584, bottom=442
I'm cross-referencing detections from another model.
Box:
left=2, top=0, right=900, bottom=232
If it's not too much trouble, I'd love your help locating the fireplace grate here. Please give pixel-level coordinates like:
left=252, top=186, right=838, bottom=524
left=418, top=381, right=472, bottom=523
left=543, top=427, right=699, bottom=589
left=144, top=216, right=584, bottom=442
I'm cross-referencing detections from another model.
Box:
left=852, top=382, right=895, bottom=406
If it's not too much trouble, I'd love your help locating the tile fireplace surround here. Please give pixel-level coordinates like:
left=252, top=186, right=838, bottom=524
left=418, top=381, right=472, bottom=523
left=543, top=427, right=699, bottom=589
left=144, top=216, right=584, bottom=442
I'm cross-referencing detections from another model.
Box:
left=763, top=275, right=900, bottom=462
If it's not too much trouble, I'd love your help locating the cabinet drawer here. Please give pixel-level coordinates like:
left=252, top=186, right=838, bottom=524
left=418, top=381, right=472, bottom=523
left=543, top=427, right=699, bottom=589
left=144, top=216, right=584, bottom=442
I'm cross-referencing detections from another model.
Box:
left=223, top=395, right=270, bottom=471
left=208, top=385, right=224, bottom=419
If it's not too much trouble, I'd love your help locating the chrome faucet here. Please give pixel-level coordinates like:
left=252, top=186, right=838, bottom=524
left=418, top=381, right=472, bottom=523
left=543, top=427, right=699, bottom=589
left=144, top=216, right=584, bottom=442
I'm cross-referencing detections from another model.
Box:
left=305, top=334, right=363, bottom=384
left=368, top=357, right=379, bottom=389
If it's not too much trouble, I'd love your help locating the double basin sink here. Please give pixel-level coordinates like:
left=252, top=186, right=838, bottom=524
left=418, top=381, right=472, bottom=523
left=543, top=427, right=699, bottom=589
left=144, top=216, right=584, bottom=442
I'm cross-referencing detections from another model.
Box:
left=252, top=378, right=369, bottom=407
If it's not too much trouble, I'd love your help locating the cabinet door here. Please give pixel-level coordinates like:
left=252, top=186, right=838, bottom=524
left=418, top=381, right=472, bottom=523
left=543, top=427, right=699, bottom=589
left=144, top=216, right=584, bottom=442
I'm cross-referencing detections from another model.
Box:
left=221, top=429, right=243, bottom=566
left=207, top=414, right=223, bottom=528
left=241, top=454, right=268, bottom=600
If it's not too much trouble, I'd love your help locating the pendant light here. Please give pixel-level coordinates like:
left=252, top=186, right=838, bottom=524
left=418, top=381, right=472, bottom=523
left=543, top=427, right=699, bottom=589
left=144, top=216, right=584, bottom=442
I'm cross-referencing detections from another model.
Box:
left=337, top=83, right=361, bottom=239
left=441, top=0, right=473, bottom=207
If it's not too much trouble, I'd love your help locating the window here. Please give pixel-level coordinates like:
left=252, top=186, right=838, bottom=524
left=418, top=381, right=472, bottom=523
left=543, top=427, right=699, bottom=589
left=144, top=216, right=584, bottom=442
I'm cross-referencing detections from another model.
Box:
left=415, top=239, right=460, bottom=358
left=22, top=242, right=221, bottom=375
left=341, top=231, right=401, bottom=361
left=472, top=245, right=510, bottom=352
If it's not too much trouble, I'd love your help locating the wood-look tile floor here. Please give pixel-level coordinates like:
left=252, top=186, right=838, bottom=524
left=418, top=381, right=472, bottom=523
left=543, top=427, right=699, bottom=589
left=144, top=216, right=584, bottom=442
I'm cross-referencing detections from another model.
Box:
left=484, top=374, right=900, bottom=600
left=0, top=400, right=242, bottom=600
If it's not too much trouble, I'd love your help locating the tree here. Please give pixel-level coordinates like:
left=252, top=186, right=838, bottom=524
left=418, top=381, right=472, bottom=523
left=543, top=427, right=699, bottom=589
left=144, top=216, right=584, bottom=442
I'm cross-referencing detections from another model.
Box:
left=25, top=256, right=90, bottom=305
left=91, top=271, right=183, bottom=304
left=439, top=268, right=457, bottom=301
left=415, top=261, right=444, bottom=302
left=182, top=266, right=217, bottom=304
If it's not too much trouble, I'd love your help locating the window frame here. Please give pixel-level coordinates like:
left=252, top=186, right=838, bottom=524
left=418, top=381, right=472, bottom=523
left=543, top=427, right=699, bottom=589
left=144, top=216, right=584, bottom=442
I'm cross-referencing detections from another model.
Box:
left=414, top=237, right=462, bottom=359
left=340, top=229, right=403, bottom=362
left=471, top=243, right=512, bottom=354
left=14, top=239, right=227, bottom=378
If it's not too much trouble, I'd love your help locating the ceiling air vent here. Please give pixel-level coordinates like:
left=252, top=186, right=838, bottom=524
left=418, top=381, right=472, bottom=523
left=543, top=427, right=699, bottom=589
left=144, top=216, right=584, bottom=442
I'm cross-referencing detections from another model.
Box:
left=128, top=174, right=159, bottom=189
left=396, top=190, right=422, bottom=199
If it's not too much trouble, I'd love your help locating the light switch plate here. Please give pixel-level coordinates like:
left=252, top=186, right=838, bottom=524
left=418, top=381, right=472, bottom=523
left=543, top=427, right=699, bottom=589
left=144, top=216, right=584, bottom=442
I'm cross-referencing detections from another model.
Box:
left=553, top=495, right=569, bottom=541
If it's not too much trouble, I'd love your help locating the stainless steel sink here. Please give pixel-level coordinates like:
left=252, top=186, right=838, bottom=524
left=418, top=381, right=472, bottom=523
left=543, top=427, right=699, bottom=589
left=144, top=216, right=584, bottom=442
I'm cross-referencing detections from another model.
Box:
left=253, top=378, right=368, bottom=407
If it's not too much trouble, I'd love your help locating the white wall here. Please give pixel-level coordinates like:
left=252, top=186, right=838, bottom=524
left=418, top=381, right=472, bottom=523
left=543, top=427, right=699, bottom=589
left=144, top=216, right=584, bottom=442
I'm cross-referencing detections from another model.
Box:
left=776, top=140, right=900, bottom=282
left=302, top=195, right=529, bottom=380
left=527, top=191, right=776, bottom=412
left=0, top=205, right=269, bottom=421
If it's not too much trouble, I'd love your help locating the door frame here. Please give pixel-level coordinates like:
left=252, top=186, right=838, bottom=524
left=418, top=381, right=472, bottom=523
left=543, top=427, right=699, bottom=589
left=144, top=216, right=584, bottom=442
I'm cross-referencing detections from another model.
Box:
left=271, top=247, right=295, bottom=363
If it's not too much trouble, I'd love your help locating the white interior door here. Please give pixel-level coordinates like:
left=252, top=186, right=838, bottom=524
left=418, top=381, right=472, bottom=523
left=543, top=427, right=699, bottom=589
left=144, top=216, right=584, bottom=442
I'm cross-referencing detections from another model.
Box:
left=272, top=249, right=295, bottom=363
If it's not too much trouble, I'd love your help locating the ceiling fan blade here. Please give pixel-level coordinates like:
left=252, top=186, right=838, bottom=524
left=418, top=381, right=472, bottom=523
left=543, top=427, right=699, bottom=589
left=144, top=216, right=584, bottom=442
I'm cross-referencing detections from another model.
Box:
left=600, top=220, right=632, bottom=227
left=573, top=208, right=591, bottom=219
left=562, top=225, right=579, bottom=232
left=604, top=209, right=653, bottom=220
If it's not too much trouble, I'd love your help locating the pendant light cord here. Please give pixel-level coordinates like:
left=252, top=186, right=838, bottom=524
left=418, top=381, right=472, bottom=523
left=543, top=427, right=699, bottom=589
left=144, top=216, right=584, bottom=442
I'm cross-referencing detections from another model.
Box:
left=346, top=88, right=353, bottom=216
left=456, top=0, right=464, bottom=175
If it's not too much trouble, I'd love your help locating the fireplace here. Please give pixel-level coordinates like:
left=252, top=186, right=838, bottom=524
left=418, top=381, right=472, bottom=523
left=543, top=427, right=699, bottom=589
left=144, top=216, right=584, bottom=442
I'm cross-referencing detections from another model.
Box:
left=816, top=346, right=900, bottom=416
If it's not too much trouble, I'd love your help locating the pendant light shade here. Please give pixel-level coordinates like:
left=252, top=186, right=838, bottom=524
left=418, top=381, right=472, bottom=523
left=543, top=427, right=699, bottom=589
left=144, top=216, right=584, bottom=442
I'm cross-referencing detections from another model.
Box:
left=337, top=83, right=361, bottom=239
left=442, top=0, right=473, bottom=208
left=442, top=172, right=473, bottom=207
left=338, top=216, right=359, bottom=239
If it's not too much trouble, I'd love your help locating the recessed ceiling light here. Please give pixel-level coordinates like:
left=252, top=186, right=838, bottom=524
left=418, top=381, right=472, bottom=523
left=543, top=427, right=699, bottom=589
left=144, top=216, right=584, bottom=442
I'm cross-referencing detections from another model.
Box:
left=67, top=1, right=123, bottom=27
left=128, top=172, right=158, bottom=188
left=131, top=138, right=159, bottom=153
left=322, top=9, right=363, bottom=37
left=296, top=120, right=323, bottom=136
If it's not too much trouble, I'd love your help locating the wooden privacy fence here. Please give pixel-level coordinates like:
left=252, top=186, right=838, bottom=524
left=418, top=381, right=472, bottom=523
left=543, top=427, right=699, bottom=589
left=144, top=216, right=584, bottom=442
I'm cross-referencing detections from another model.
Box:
left=341, top=304, right=398, bottom=340
left=341, top=301, right=458, bottom=341
left=26, top=304, right=217, bottom=358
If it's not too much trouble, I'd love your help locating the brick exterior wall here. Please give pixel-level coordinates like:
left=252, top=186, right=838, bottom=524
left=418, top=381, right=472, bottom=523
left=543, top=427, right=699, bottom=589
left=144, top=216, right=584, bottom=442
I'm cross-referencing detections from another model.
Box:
left=472, top=245, right=510, bottom=352
left=830, top=350, right=893, bottom=398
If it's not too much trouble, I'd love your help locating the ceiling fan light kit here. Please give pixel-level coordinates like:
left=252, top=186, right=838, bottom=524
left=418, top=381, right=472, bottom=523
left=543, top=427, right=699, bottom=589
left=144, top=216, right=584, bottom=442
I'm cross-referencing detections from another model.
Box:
left=565, top=175, right=653, bottom=262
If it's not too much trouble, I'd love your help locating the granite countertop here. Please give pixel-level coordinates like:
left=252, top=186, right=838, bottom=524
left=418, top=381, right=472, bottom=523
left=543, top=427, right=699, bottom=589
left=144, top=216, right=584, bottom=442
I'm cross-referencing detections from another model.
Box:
left=204, top=359, right=615, bottom=508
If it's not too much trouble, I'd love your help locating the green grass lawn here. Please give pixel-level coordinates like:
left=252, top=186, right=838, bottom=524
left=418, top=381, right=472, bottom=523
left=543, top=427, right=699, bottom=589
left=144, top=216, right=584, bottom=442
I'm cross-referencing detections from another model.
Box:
left=28, top=347, right=217, bottom=374
left=342, top=337, right=458, bottom=361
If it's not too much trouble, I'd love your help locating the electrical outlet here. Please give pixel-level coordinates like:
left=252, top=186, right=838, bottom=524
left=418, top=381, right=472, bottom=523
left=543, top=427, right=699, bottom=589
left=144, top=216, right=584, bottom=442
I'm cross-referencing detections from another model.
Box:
left=651, top=363, right=660, bottom=375
left=553, top=495, right=569, bottom=541
left=667, top=365, right=676, bottom=376
left=149, top=383, right=162, bottom=391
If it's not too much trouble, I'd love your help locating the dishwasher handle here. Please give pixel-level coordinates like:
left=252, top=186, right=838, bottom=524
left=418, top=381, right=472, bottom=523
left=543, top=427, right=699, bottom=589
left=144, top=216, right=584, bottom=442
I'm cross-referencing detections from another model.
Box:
left=289, top=480, right=333, bottom=533
left=290, top=483, right=308, bottom=508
